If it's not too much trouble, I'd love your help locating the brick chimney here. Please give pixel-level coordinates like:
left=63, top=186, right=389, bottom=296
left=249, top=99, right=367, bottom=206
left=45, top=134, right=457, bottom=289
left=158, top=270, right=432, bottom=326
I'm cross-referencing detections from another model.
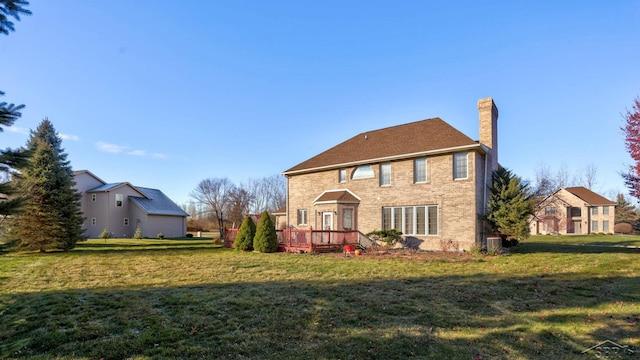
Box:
left=478, top=97, right=498, bottom=171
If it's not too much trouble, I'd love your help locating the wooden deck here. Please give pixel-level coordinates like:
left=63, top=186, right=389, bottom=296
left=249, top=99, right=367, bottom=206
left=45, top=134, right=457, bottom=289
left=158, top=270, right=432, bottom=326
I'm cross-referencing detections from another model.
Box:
left=223, top=228, right=361, bottom=253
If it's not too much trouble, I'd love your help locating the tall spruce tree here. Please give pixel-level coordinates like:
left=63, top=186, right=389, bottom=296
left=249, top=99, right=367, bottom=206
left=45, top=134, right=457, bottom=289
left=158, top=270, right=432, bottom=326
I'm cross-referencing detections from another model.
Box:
left=10, top=119, right=84, bottom=251
left=486, top=167, right=534, bottom=241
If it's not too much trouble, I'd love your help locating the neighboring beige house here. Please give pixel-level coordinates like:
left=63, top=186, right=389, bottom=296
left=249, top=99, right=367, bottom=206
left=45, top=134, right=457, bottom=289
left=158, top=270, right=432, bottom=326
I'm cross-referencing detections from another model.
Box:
left=530, top=187, right=616, bottom=235
left=73, top=170, right=188, bottom=238
left=282, top=98, right=500, bottom=251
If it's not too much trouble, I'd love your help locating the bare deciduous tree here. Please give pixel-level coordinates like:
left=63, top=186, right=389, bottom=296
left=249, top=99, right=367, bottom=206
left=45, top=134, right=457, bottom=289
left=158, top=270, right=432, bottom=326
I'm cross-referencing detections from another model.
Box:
left=245, top=175, right=286, bottom=213
left=190, top=178, right=235, bottom=239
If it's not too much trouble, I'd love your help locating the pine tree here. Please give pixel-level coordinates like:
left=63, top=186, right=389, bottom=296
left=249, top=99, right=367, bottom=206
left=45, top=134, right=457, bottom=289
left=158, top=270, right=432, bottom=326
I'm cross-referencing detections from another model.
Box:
left=615, top=193, right=637, bottom=225
left=9, top=119, right=84, bottom=251
left=486, top=168, right=534, bottom=241
left=253, top=211, right=278, bottom=253
left=234, top=216, right=256, bottom=251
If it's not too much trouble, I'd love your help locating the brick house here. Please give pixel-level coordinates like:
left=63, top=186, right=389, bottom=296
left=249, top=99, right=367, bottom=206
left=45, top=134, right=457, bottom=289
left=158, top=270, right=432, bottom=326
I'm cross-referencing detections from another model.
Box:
left=282, top=98, right=500, bottom=251
left=73, top=170, right=188, bottom=238
left=529, top=187, right=616, bottom=235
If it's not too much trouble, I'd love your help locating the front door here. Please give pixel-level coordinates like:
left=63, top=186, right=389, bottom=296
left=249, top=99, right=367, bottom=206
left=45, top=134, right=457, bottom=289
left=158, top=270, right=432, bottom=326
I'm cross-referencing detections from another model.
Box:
left=573, top=220, right=582, bottom=234
left=322, top=212, right=333, bottom=243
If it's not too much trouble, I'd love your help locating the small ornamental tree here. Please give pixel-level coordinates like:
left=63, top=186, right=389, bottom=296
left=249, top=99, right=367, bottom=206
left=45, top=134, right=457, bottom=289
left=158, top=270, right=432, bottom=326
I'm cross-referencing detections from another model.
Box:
left=486, top=167, right=534, bottom=241
left=133, top=226, right=143, bottom=239
left=253, top=210, right=278, bottom=253
left=234, top=215, right=256, bottom=251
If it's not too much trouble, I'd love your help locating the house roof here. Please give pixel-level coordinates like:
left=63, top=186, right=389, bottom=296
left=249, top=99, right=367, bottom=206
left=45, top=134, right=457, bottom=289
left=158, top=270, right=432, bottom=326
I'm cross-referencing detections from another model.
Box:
left=564, top=186, right=615, bottom=206
left=129, top=187, right=189, bottom=217
left=87, top=182, right=147, bottom=197
left=284, top=118, right=482, bottom=175
left=313, top=189, right=361, bottom=204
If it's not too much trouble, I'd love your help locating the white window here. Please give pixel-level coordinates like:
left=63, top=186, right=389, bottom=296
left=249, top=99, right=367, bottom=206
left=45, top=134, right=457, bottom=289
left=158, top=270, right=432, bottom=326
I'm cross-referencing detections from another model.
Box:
left=91, top=218, right=96, bottom=226
left=124, top=218, right=129, bottom=226
left=297, top=209, right=308, bottom=225
left=380, top=163, right=391, bottom=186
left=414, top=158, right=427, bottom=183
left=352, top=165, right=374, bottom=179
left=115, top=194, right=123, bottom=207
left=603, top=220, right=610, bottom=232
left=382, top=205, right=438, bottom=236
left=592, top=220, right=599, bottom=232
left=339, top=168, right=347, bottom=183
left=453, top=153, right=468, bottom=179
left=592, top=207, right=598, bottom=215
left=603, top=206, right=609, bottom=215
left=92, top=194, right=96, bottom=202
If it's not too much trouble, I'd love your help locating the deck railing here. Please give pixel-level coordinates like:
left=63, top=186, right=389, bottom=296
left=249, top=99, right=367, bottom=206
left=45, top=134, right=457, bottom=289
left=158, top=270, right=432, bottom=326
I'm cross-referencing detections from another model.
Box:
left=223, top=227, right=360, bottom=253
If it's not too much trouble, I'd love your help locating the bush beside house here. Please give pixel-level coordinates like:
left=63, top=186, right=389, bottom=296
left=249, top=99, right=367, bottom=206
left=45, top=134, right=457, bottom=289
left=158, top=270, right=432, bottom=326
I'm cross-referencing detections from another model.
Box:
left=234, top=216, right=256, bottom=251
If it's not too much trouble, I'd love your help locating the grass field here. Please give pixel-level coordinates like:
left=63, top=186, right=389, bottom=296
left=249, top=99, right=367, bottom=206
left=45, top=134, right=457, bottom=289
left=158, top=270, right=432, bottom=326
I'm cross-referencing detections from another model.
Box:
left=0, top=235, right=638, bottom=359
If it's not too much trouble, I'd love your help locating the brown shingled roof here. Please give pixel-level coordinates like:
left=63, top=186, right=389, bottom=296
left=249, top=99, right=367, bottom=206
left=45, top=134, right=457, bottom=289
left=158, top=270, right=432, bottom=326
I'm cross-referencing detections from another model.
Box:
left=314, top=190, right=361, bottom=204
left=284, top=118, right=480, bottom=174
left=564, top=187, right=615, bottom=205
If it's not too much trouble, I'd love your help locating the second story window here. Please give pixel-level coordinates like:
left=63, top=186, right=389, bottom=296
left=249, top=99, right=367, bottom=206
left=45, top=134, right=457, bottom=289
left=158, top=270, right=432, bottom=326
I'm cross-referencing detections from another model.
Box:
left=414, top=158, right=427, bottom=183
left=592, top=207, right=598, bottom=215
left=603, top=206, right=609, bottom=215
left=115, top=194, right=123, bottom=207
left=453, top=153, right=468, bottom=180
left=352, top=165, right=374, bottom=180
left=380, top=163, right=391, bottom=186
left=339, top=168, right=347, bottom=183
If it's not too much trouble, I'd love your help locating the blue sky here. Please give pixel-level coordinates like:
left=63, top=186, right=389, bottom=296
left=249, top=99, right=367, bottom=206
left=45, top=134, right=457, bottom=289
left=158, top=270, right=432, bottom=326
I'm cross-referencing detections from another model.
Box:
left=2, top=1, right=640, bottom=205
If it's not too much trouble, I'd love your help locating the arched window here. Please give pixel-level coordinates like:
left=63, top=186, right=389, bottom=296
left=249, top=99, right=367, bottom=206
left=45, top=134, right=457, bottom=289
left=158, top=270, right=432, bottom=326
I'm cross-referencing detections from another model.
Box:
left=351, top=165, right=374, bottom=179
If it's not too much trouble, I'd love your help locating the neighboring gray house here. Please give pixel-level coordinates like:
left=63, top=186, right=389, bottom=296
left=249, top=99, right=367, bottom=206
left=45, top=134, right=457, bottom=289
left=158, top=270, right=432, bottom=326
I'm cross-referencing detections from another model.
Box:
left=73, top=170, right=188, bottom=238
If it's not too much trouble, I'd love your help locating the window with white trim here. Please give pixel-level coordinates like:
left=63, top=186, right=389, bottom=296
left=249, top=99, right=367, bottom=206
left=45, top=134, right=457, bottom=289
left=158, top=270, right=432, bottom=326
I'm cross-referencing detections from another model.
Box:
left=91, top=218, right=96, bottom=226
left=414, top=158, right=427, bottom=183
left=352, top=165, right=374, bottom=179
left=124, top=218, right=129, bottom=226
left=592, top=220, right=598, bottom=232
left=343, top=208, right=353, bottom=230
left=380, top=162, right=391, bottom=186
left=382, top=205, right=438, bottom=236
left=115, top=194, right=123, bottom=207
left=339, top=168, right=347, bottom=183
left=297, top=209, right=308, bottom=225
left=603, top=220, right=609, bottom=232
left=453, top=152, right=468, bottom=179
left=592, top=207, right=598, bottom=215
left=603, top=206, right=609, bottom=215
left=92, top=194, right=96, bottom=202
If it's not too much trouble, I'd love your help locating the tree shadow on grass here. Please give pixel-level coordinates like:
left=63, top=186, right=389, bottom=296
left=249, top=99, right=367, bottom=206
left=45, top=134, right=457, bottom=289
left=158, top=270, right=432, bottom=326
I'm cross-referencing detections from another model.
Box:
left=1, top=272, right=638, bottom=359
left=515, top=241, right=640, bottom=254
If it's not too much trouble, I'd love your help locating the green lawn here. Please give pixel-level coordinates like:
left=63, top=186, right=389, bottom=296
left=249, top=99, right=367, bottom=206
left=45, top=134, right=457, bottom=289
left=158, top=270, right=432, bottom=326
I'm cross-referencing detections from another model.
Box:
left=0, top=236, right=638, bottom=359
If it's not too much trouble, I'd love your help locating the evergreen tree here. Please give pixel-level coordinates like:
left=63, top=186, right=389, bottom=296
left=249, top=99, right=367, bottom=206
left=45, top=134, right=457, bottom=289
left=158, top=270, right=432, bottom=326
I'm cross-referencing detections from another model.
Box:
left=253, top=211, right=278, bottom=253
left=9, top=119, right=84, bottom=251
left=234, top=216, right=256, bottom=251
left=486, top=168, right=534, bottom=241
left=615, top=193, right=637, bottom=225
left=1, top=0, right=31, bottom=218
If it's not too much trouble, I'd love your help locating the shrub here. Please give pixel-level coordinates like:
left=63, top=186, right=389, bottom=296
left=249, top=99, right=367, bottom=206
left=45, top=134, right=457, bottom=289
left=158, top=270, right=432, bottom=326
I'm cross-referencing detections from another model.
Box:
left=185, top=233, right=193, bottom=238
left=157, top=232, right=165, bottom=239
left=234, top=216, right=256, bottom=251
left=366, top=229, right=402, bottom=244
left=253, top=211, right=278, bottom=253
left=133, top=227, right=143, bottom=239
left=99, top=228, right=111, bottom=239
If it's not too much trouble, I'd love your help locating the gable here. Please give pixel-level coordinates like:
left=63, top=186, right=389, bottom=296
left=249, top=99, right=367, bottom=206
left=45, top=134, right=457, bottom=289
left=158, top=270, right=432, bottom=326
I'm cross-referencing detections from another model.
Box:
left=313, top=189, right=361, bottom=204
left=284, top=118, right=481, bottom=175
left=73, top=170, right=106, bottom=193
